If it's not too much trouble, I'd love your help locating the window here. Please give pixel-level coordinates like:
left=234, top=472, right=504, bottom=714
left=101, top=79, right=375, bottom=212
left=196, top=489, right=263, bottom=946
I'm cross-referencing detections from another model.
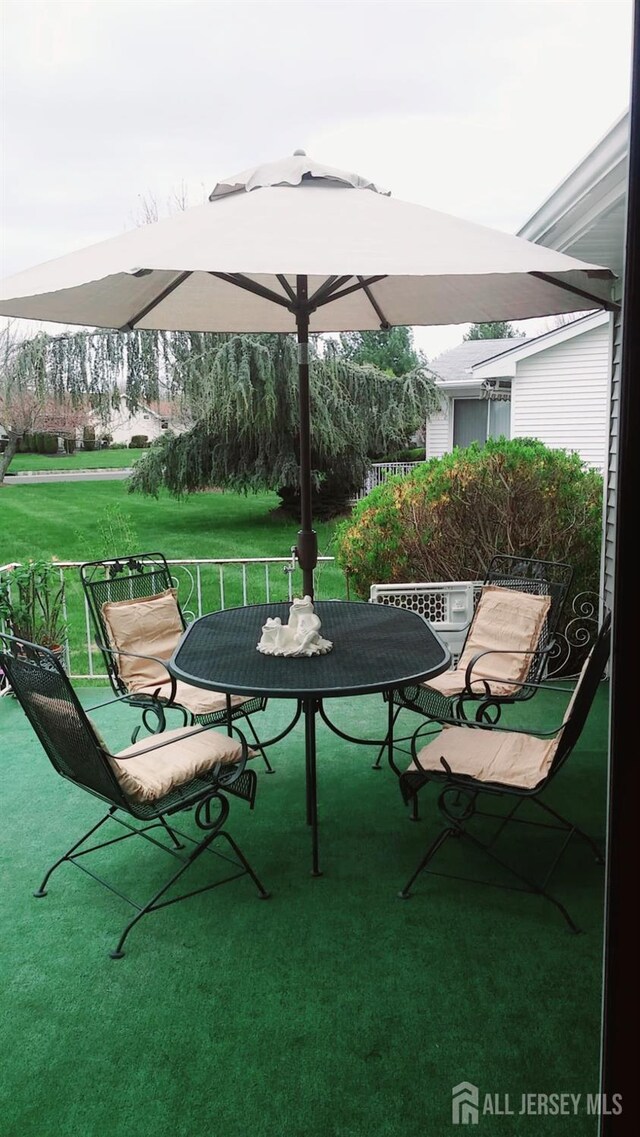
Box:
left=452, top=394, right=511, bottom=448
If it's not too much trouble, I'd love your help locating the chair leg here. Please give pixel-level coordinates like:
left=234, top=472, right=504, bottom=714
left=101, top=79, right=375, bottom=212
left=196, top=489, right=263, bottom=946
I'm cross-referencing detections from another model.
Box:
left=33, top=809, right=116, bottom=897
left=215, top=831, right=271, bottom=899
left=372, top=703, right=401, bottom=769
left=398, top=827, right=456, bottom=898
left=109, top=824, right=270, bottom=959
left=532, top=798, right=605, bottom=864
left=458, top=825, right=583, bottom=934
left=243, top=713, right=275, bottom=773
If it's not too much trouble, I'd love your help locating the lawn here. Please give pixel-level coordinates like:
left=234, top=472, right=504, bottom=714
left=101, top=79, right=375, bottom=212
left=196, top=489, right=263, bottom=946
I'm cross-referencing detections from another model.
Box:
left=0, top=479, right=344, bottom=564
left=0, top=480, right=350, bottom=674
left=7, top=448, right=145, bottom=471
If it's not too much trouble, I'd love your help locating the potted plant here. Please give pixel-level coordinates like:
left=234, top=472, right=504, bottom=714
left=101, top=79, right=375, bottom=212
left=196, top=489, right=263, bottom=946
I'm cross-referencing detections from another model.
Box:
left=0, top=559, right=68, bottom=660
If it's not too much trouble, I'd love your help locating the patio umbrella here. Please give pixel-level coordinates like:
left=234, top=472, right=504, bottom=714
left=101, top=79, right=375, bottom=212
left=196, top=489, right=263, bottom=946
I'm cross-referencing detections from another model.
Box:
left=0, top=151, right=616, bottom=595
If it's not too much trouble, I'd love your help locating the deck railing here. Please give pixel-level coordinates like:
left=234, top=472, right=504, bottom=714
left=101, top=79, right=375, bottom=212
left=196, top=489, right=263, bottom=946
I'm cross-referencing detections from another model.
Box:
left=355, top=461, right=423, bottom=500
left=1, top=557, right=599, bottom=685
left=0, top=556, right=347, bottom=681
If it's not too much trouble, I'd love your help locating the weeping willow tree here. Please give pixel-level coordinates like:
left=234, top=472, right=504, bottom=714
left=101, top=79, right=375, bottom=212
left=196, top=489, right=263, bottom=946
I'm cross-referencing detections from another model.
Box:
left=2, top=324, right=439, bottom=515
left=129, top=334, right=440, bottom=519
left=0, top=323, right=212, bottom=481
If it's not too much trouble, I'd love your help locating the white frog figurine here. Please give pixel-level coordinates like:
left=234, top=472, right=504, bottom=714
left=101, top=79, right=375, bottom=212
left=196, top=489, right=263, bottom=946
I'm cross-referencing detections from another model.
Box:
left=256, top=596, right=333, bottom=657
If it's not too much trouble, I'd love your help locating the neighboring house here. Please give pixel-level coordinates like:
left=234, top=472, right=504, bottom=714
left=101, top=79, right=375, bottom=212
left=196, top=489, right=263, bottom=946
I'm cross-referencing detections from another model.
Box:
left=93, top=401, right=188, bottom=446
left=425, top=337, right=522, bottom=457
left=425, top=311, right=611, bottom=474
left=517, top=110, right=628, bottom=612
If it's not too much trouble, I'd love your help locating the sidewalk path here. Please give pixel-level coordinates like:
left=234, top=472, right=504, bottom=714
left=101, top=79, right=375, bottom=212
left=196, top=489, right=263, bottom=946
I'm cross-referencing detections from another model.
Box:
left=5, top=469, right=133, bottom=484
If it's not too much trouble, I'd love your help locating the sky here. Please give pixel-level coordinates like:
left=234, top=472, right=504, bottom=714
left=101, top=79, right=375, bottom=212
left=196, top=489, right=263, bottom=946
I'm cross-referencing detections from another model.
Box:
left=0, top=0, right=634, bottom=361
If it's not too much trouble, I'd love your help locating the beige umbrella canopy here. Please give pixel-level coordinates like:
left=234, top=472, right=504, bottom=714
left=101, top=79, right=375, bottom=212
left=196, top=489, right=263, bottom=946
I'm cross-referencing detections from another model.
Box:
left=0, top=152, right=616, bottom=593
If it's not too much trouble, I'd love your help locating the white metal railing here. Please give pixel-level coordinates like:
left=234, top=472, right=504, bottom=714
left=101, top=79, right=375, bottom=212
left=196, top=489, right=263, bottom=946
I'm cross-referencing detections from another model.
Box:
left=356, top=461, right=423, bottom=500
left=0, top=556, right=347, bottom=681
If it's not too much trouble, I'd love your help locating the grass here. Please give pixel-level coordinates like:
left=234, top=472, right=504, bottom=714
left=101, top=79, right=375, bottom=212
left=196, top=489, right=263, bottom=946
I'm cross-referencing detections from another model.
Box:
left=0, top=481, right=349, bottom=673
left=7, top=448, right=145, bottom=472
left=0, top=682, right=608, bottom=1136
left=0, top=480, right=343, bottom=565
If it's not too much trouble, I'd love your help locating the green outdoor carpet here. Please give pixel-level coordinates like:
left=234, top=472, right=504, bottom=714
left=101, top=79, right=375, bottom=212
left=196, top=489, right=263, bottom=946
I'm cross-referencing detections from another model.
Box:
left=0, top=684, right=609, bottom=1137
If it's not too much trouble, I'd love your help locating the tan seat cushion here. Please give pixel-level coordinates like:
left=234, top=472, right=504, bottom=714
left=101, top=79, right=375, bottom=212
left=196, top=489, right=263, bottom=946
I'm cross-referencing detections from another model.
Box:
left=422, top=585, right=552, bottom=699
left=101, top=591, right=254, bottom=715
left=110, top=725, right=244, bottom=803
left=102, top=589, right=183, bottom=690
left=133, top=677, right=252, bottom=716
left=408, top=723, right=559, bottom=791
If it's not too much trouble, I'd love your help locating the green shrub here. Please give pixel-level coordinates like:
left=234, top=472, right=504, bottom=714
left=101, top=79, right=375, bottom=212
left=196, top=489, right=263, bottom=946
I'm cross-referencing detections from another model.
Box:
left=44, top=434, right=58, bottom=454
left=83, top=425, right=96, bottom=452
left=130, top=435, right=149, bottom=448
left=64, top=437, right=76, bottom=454
left=336, top=438, right=603, bottom=601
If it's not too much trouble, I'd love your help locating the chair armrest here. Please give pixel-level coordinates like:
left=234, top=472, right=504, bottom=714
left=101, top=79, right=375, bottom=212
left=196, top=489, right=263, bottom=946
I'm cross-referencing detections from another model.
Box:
left=462, top=643, right=553, bottom=697
left=95, top=638, right=178, bottom=705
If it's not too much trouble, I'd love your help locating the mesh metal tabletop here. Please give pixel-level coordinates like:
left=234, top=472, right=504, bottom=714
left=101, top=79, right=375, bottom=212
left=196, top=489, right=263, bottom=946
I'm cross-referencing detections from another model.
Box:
left=169, top=600, right=450, bottom=699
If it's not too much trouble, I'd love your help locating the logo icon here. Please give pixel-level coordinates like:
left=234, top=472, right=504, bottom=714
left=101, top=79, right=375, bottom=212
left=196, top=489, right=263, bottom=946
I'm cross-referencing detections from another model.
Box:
left=452, top=1082, right=479, bottom=1125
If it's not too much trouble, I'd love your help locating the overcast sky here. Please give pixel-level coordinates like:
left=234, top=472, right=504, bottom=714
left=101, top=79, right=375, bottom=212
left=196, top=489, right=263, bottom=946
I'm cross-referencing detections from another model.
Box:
left=0, top=0, right=634, bottom=359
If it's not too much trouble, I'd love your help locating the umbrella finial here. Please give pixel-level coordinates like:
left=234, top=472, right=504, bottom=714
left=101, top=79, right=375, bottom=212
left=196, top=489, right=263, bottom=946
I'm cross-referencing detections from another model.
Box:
left=293, top=148, right=306, bottom=156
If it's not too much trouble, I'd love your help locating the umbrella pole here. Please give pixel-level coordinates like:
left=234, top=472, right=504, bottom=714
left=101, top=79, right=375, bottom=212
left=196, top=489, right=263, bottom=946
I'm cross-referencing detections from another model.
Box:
left=295, top=275, right=317, bottom=599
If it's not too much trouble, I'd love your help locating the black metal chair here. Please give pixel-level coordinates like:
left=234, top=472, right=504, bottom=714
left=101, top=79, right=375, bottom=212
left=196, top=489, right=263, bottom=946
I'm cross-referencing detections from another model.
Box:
left=373, top=555, right=573, bottom=783
left=397, top=611, right=610, bottom=932
left=79, top=552, right=274, bottom=772
left=0, top=632, right=270, bottom=959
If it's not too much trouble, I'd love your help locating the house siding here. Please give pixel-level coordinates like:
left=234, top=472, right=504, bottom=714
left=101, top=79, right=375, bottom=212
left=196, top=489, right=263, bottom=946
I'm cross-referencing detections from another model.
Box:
left=604, top=307, right=623, bottom=613
left=98, top=408, right=165, bottom=446
left=425, top=399, right=451, bottom=458
left=510, top=321, right=611, bottom=473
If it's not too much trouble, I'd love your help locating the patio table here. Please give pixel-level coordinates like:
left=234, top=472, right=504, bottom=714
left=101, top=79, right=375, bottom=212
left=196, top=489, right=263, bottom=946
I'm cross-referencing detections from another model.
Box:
left=169, top=600, right=450, bottom=876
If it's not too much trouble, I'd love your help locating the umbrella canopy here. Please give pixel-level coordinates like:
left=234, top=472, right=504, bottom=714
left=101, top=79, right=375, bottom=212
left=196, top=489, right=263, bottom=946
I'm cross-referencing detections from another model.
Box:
left=0, top=152, right=616, bottom=594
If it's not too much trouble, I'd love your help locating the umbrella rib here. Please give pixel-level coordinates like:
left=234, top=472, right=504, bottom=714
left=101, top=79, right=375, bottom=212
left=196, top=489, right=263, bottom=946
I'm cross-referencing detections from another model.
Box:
left=276, top=275, right=297, bottom=303
left=314, top=274, right=388, bottom=309
left=357, top=275, right=391, bottom=329
left=119, top=271, right=193, bottom=330
left=530, top=272, right=620, bottom=312
left=308, top=276, right=352, bottom=306
left=209, top=272, right=292, bottom=310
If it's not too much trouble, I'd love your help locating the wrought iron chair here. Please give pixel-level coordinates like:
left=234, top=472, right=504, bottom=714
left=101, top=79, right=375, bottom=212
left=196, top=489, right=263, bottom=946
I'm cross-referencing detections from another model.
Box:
left=79, top=552, right=274, bottom=772
left=373, top=555, right=573, bottom=782
left=396, top=611, right=610, bottom=932
left=0, top=632, right=270, bottom=959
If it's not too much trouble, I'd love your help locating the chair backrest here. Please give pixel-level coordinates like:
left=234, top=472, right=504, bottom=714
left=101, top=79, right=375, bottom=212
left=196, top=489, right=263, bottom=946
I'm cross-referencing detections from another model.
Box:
left=80, top=552, right=186, bottom=696
left=469, top=554, right=574, bottom=689
left=550, top=609, right=611, bottom=777
left=485, top=554, right=572, bottom=636
left=0, top=633, right=129, bottom=808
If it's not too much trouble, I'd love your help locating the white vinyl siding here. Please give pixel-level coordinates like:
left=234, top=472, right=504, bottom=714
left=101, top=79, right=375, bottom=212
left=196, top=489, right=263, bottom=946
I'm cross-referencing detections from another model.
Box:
left=510, top=321, right=611, bottom=473
left=603, top=307, right=622, bottom=613
left=425, top=400, right=451, bottom=458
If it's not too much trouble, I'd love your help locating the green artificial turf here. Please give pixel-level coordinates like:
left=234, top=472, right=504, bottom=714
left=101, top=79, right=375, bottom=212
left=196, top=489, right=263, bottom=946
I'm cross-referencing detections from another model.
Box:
left=0, top=683, right=609, bottom=1136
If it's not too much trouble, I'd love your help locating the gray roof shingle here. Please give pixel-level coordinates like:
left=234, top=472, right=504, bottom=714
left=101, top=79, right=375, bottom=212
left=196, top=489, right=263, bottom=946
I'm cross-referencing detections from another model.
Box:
left=430, top=338, right=526, bottom=384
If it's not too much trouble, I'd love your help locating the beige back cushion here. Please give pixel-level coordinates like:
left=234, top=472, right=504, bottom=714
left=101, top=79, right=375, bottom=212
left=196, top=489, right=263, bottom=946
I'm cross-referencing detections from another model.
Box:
left=458, top=584, right=552, bottom=686
left=101, top=589, right=183, bottom=691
